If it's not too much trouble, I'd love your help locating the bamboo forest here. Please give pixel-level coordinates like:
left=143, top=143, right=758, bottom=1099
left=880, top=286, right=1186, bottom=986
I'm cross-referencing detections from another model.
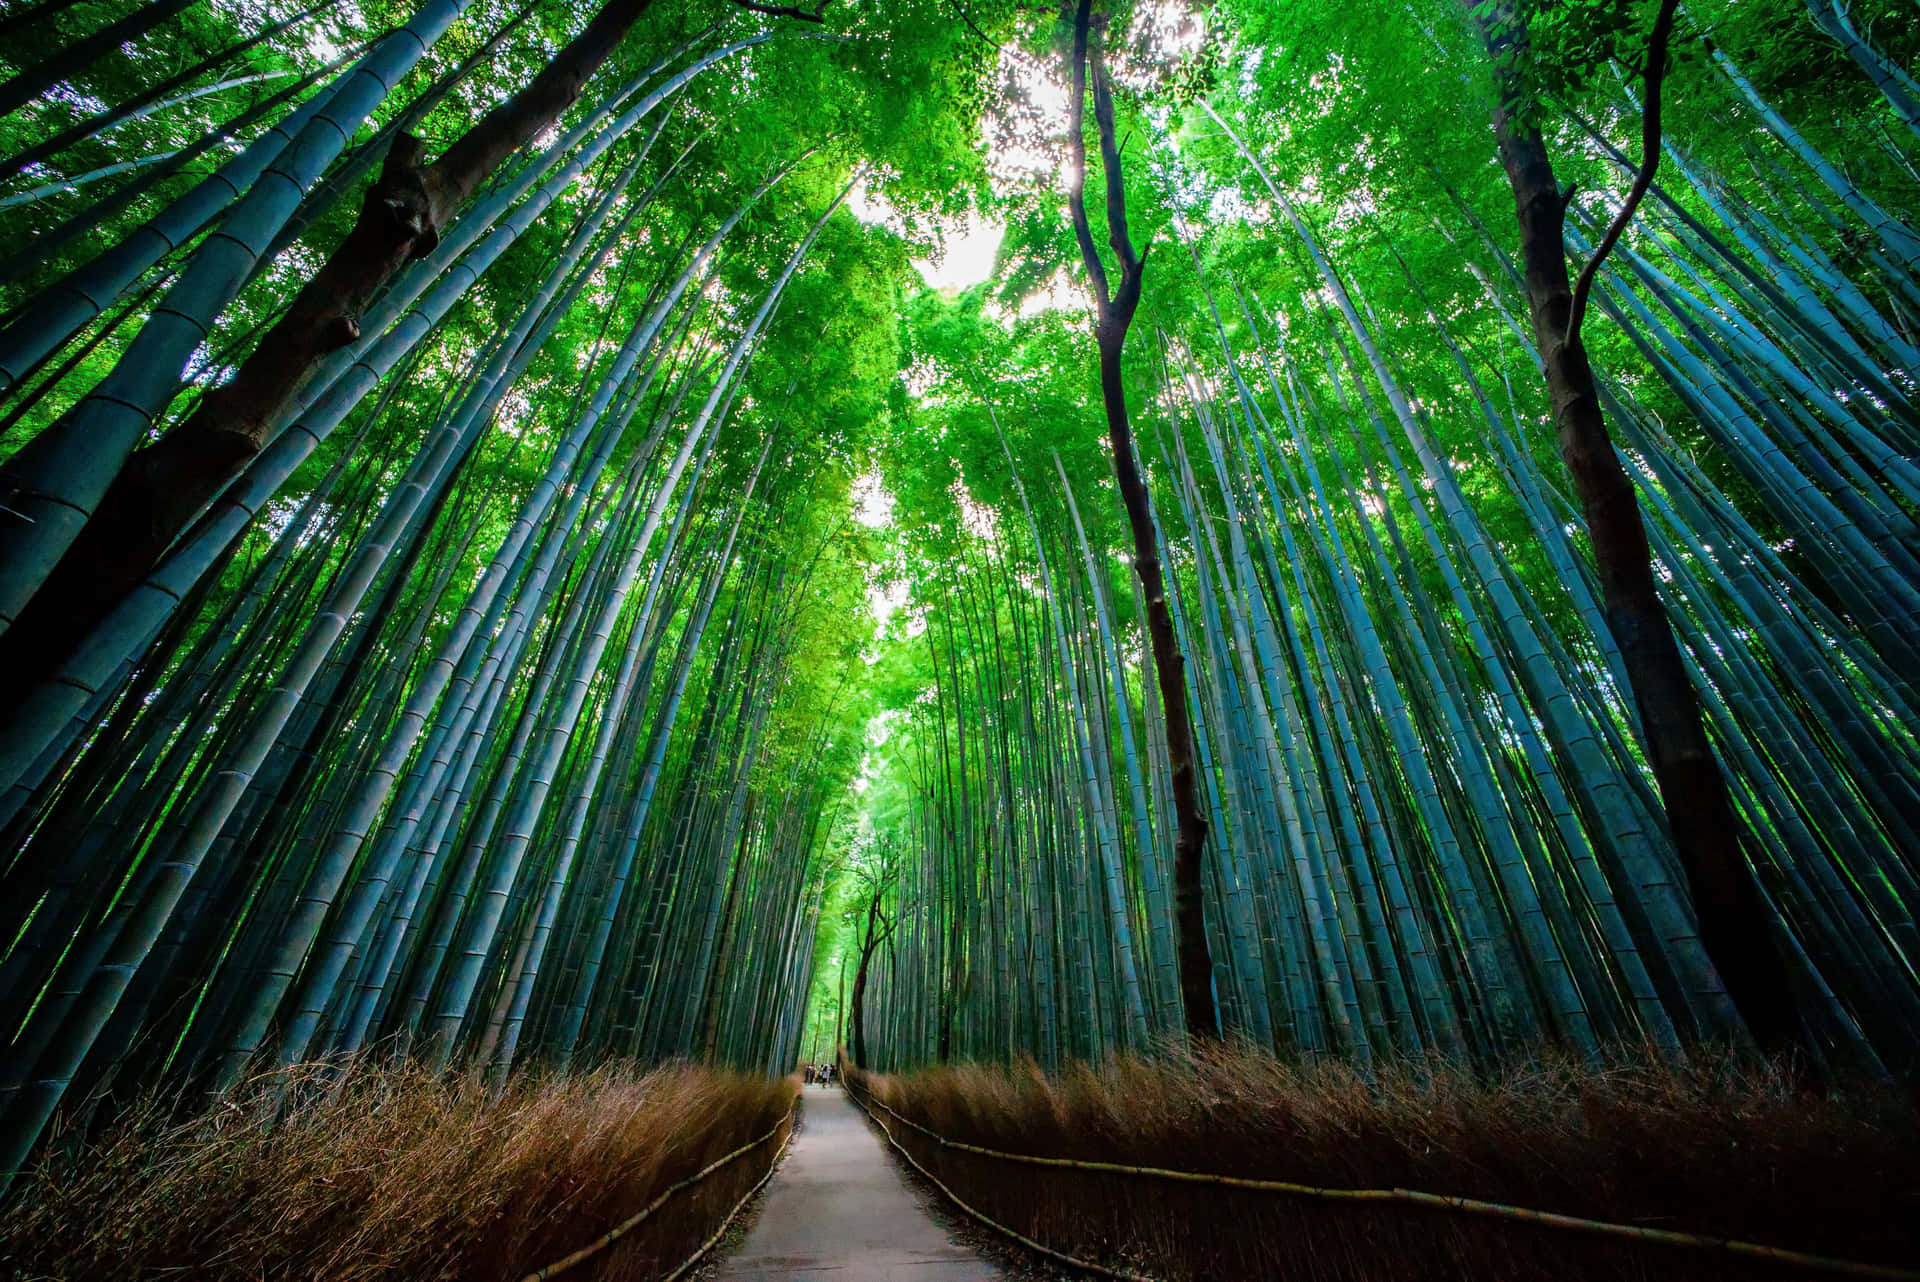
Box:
left=1, top=0, right=1918, bottom=1276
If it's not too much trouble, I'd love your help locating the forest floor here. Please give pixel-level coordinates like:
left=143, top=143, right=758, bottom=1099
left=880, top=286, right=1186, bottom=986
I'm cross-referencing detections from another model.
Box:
left=707, top=1084, right=1008, bottom=1282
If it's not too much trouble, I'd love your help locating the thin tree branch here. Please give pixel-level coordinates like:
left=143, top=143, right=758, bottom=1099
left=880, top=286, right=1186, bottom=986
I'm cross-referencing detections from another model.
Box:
left=1565, top=0, right=1681, bottom=345
left=1064, top=0, right=1112, bottom=310
left=733, top=0, right=831, bottom=22
left=952, top=0, right=1010, bottom=52
left=1090, top=30, right=1143, bottom=298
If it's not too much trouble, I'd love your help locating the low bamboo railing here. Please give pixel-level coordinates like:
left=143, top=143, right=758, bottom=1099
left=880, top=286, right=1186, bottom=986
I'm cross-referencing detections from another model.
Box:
left=845, top=1073, right=1920, bottom=1282
left=519, top=1094, right=798, bottom=1282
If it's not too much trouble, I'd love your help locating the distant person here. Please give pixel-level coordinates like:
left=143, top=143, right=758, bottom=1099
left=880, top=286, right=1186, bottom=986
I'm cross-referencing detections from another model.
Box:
left=804, top=1064, right=816, bottom=1085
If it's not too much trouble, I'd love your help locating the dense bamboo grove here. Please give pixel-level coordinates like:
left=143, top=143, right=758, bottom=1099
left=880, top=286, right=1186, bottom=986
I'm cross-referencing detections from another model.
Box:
left=844, top=0, right=1920, bottom=1079
left=0, top=0, right=960, bottom=1183
left=0, top=0, right=1917, bottom=1207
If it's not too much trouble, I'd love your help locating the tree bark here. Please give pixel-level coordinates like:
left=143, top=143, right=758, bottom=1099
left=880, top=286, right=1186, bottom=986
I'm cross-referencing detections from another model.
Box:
left=0, top=0, right=91, bottom=43
left=0, top=0, right=332, bottom=185
left=0, top=0, right=199, bottom=120
left=1063, top=0, right=1217, bottom=1042
left=0, top=0, right=658, bottom=723
left=1468, top=2, right=1806, bottom=1056
left=849, top=882, right=891, bottom=1069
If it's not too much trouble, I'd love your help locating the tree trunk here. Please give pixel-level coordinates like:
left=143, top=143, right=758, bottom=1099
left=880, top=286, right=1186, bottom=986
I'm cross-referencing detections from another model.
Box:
left=0, top=0, right=331, bottom=185
left=1470, top=4, right=1805, bottom=1056
left=0, top=0, right=199, bottom=120
left=850, top=886, right=889, bottom=1069
left=0, top=0, right=657, bottom=721
left=1063, top=0, right=1217, bottom=1042
left=0, top=0, right=92, bottom=43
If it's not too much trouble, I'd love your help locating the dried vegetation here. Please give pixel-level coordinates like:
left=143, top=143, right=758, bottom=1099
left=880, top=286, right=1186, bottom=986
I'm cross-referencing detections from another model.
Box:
left=850, top=1048, right=1920, bottom=1281
left=1, top=1060, right=796, bottom=1281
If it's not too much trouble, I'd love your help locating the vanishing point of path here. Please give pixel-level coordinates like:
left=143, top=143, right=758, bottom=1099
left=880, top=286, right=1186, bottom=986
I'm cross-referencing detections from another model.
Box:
left=712, top=1085, right=1008, bottom=1282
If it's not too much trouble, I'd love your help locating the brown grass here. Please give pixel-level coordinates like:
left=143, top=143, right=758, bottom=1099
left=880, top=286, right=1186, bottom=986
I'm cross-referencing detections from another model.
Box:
left=848, top=1048, right=1920, bottom=1281
left=1, top=1060, right=797, bottom=1282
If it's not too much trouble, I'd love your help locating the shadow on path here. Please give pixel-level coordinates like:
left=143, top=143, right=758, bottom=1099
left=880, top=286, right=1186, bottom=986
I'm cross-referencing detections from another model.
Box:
left=711, top=1085, right=1008, bottom=1282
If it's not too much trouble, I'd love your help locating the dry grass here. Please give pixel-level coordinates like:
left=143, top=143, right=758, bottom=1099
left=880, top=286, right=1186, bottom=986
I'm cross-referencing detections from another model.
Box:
left=850, top=1047, right=1920, bottom=1281
left=1, top=1059, right=797, bottom=1281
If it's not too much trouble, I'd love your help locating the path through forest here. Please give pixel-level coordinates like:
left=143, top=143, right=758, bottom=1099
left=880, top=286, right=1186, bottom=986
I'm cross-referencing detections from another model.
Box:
left=711, top=1086, right=1006, bottom=1282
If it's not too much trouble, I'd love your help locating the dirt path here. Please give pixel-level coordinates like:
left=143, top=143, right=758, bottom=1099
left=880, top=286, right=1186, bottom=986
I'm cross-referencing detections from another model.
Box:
left=711, top=1085, right=1007, bottom=1282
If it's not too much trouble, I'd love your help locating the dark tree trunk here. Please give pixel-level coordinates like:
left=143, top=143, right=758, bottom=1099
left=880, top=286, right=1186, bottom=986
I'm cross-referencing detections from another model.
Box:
left=0, top=0, right=657, bottom=721
left=1470, top=3, right=1805, bottom=1056
left=0, top=52, right=350, bottom=289
left=834, top=946, right=848, bottom=1056
left=0, top=0, right=92, bottom=43
left=1064, top=0, right=1217, bottom=1042
left=849, top=878, right=890, bottom=1068
left=850, top=943, right=875, bottom=1069
left=0, top=0, right=333, bottom=185
left=0, top=0, right=199, bottom=120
